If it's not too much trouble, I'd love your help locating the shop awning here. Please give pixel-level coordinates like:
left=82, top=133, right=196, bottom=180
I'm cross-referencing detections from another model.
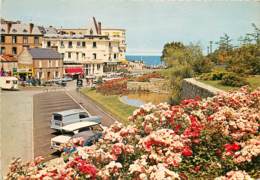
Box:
left=65, top=67, right=83, bottom=75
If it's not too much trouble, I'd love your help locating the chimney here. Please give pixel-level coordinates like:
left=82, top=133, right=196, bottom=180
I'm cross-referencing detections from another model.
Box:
left=92, top=17, right=99, bottom=34
left=98, top=22, right=101, bottom=35
left=7, top=22, right=12, bottom=33
left=29, top=23, right=34, bottom=34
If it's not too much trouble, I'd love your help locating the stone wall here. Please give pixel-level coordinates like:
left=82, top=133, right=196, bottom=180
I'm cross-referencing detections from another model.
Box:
left=181, top=78, right=225, bottom=100
left=127, top=78, right=169, bottom=93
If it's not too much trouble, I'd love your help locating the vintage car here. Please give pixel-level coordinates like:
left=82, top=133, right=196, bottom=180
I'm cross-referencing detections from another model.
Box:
left=50, top=109, right=101, bottom=131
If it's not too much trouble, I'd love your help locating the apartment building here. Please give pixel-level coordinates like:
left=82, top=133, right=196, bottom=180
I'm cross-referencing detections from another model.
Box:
left=42, top=17, right=126, bottom=79
left=0, top=19, right=44, bottom=56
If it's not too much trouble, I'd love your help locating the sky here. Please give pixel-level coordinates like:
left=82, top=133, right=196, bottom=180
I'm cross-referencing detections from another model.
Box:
left=1, top=0, right=260, bottom=55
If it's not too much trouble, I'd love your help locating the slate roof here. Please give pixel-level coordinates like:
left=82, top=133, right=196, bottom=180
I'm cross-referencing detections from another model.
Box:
left=28, top=48, right=62, bottom=60
left=0, top=23, right=43, bottom=35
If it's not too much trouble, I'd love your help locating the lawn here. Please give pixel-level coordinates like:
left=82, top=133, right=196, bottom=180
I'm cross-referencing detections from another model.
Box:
left=81, top=88, right=136, bottom=125
left=199, top=75, right=260, bottom=91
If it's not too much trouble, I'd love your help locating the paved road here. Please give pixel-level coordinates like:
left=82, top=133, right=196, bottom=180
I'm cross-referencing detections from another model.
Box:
left=33, top=91, right=80, bottom=159
left=33, top=83, right=117, bottom=160
left=1, top=90, right=38, bottom=177
left=67, top=90, right=117, bottom=127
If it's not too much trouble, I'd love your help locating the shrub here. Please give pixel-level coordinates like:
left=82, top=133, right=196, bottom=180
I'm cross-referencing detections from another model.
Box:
left=221, top=73, right=249, bottom=87
left=135, top=72, right=162, bottom=82
left=199, top=71, right=229, bottom=81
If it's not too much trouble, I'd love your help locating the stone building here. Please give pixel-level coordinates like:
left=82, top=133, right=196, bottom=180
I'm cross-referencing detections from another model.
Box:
left=17, top=48, right=63, bottom=81
left=0, top=19, right=44, bottom=56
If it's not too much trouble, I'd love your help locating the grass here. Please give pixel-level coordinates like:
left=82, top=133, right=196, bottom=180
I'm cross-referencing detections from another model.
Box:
left=81, top=88, right=136, bottom=125
left=199, top=75, right=260, bottom=91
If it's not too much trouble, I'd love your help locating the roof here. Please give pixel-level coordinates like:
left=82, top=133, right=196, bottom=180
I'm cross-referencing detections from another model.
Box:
left=28, top=48, right=62, bottom=59
left=0, top=54, right=17, bottom=62
left=62, top=121, right=99, bottom=132
left=0, top=23, right=44, bottom=35
left=53, top=109, right=85, bottom=116
left=72, top=130, right=95, bottom=139
left=51, top=135, right=72, bottom=144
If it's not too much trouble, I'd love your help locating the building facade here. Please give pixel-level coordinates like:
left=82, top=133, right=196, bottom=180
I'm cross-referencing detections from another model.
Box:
left=0, top=54, right=18, bottom=76
left=0, top=19, right=44, bottom=56
left=42, top=17, right=126, bottom=79
left=17, top=48, right=63, bottom=81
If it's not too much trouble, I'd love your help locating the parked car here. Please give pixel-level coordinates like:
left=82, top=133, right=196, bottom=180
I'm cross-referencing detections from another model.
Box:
left=50, top=121, right=103, bottom=150
left=0, top=76, right=19, bottom=90
left=50, top=109, right=101, bottom=131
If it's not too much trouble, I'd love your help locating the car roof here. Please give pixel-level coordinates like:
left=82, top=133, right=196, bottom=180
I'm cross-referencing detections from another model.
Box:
left=72, top=130, right=95, bottom=139
left=53, top=109, right=86, bottom=116
left=51, top=135, right=72, bottom=143
left=62, top=121, right=99, bottom=132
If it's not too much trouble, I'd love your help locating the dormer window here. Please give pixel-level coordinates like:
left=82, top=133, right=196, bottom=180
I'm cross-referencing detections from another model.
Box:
left=23, top=29, right=28, bottom=33
left=12, top=29, right=17, bottom=33
left=1, top=28, right=5, bottom=32
left=90, top=29, right=93, bottom=35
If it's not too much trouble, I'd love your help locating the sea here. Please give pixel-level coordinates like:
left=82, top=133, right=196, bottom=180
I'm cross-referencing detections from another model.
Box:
left=126, top=55, right=163, bottom=66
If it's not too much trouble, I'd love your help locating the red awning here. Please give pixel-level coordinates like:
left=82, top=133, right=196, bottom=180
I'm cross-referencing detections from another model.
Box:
left=65, top=67, right=83, bottom=75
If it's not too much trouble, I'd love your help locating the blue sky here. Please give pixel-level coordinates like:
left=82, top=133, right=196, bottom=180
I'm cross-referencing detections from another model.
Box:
left=1, top=0, right=260, bottom=55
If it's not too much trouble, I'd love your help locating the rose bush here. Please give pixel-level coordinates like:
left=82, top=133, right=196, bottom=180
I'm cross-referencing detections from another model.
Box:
left=96, top=78, right=128, bottom=95
left=6, top=86, right=260, bottom=179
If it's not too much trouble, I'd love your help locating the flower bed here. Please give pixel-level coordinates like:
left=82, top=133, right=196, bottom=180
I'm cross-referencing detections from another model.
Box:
left=96, top=78, right=128, bottom=95
left=135, top=72, right=162, bottom=82
left=6, top=87, right=260, bottom=179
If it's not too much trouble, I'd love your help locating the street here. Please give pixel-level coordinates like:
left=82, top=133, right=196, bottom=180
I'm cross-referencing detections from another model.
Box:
left=1, top=81, right=118, bottom=177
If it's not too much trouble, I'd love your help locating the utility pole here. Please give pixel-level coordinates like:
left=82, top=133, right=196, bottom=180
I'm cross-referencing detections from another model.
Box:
left=209, top=41, right=213, bottom=54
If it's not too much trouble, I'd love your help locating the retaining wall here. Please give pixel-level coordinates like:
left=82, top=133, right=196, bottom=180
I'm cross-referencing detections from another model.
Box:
left=181, top=78, right=225, bottom=100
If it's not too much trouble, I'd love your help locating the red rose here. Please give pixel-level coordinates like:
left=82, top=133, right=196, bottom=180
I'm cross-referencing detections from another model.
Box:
left=182, top=146, right=193, bottom=157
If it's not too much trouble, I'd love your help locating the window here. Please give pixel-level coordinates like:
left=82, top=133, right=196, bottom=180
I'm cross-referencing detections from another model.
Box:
left=82, top=42, right=86, bottom=47
left=12, top=47, right=17, bottom=55
left=61, top=53, right=64, bottom=59
left=77, top=41, right=81, bottom=47
left=76, top=52, right=79, bottom=60
left=109, top=42, right=112, bottom=47
left=12, top=36, right=17, bottom=44
left=55, top=71, right=59, bottom=78
left=114, top=53, right=117, bottom=59
left=53, top=114, right=62, bottom=121
left=97, top=64, right=100, bottom=70
left=79, top=112, right=89, bottom=119
left=47, top=41, right=51, bottom=47
left=82, top=53, right=85, bottom=58
left=0, top=47, right=5, bottom=54
left=93, top=42, right=97, bottom=48
left=0, top=35, right=5, bottom=43
left=60, top=41, right=64, bottom=47
left=23, top=36, right=28, bottom=44
left=68, top=41, right=73, bottom=48
left=39, top=61, right=42, bottom=68
left=68, top=52, right=71, bottom=58
left=34, top=37, right=39, bottom=44
left=93, top=53, right=97, bottom=59
left=49, top=60, right=52, bottom=67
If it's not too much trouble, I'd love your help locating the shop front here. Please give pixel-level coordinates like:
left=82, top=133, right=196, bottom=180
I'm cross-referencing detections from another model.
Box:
left=65, top=66, right=83, bottom=79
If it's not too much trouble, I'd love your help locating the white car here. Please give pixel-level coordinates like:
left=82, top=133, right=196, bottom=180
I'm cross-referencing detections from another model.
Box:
left=50, top=121, right=103, bottom=150
left=50, top=109, right=101, bottom=131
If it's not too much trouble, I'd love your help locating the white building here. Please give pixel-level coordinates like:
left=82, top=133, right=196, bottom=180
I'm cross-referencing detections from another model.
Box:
left=42, top=17, right=126, bottom=81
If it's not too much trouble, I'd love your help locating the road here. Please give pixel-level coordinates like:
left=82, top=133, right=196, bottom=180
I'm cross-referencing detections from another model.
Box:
left=1, top=90, right=37, bottom=177
left=1, top=81, right=118, bottom=177
left=33, top=81, right=117, bottom=160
